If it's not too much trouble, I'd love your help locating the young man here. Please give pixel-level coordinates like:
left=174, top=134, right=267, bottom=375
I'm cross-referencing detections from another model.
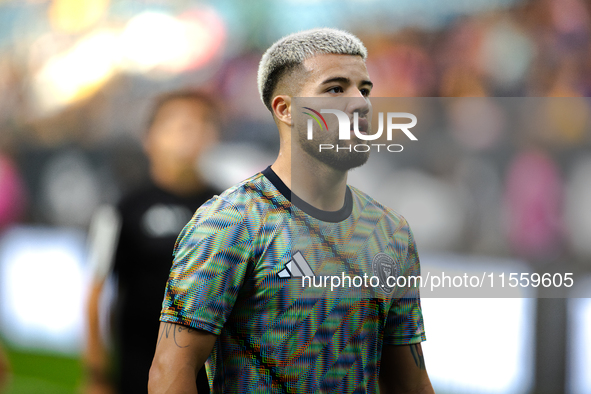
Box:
left=149, top=28, right=434, bottom=393
left=85, top=91, right=219, bottom=393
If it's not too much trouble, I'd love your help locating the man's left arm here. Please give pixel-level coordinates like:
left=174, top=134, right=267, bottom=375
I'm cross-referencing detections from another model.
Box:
left=379, top=343, right=434, bottom=394
left=381, top=219, right=434, bottom=393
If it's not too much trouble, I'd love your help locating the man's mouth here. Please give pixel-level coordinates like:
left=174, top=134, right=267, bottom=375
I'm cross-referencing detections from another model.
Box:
left=351, top=118, right=369, bottom=135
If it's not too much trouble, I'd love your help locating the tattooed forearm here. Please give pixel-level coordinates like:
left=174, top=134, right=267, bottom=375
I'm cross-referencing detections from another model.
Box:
left=409, top=343, right=426, bottom=370
left=157, top=323, right=195, bottom=348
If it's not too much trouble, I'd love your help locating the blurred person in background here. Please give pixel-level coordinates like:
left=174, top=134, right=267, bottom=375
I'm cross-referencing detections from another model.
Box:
left=85, top=91, right=220, bottom=394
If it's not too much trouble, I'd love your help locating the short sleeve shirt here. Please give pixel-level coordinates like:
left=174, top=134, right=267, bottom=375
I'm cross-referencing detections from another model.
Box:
left=160, top=167, right=425, bottom=393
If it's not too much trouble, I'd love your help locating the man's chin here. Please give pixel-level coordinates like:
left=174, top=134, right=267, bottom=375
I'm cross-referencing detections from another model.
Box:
left=321, top=151, right=370, bottom=172
left=297, top=137, right=370, bottom=172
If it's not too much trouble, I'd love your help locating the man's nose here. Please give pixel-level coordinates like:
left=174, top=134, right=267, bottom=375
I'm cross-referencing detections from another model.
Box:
left=345, top=93, right=370, bottom=117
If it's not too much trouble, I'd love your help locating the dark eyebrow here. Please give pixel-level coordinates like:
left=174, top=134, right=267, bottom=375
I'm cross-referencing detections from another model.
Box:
left=361, top=80, right=374, bottom=89
left=320, top=77, right=350, bottom=85
left=320, top=77, right=373, bottom=89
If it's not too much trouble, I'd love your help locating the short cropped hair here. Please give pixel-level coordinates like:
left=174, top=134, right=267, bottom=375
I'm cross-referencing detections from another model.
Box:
left=146, top=90, right=221, bottom=132
left=257, top=28, right=368, bottom=112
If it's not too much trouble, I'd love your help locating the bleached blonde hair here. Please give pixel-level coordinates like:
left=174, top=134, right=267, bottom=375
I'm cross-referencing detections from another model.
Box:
left=257, top=28, right=368, bottom=112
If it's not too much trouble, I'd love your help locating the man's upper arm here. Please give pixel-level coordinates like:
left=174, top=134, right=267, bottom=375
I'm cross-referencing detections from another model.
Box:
left=380, top=218, right=433, bottom=393
left=151, top=198, right=252, bottom=392
left=149, top=322, right=217, bottom=393
left=161, top=198, right=252, bottom=333
left=384, top=219, right=426, bottom=345
left=379, top=343, right=434, bottom=394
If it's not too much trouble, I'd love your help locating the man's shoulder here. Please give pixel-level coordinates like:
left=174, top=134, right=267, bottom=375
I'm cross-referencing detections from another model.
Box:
left=196, top=170, right=288, bottom=221
left=175, top=170, right=288, bottom=251
left=348, top=184, right=408, bottom=227
left=217, top=171, right=264, bottom=200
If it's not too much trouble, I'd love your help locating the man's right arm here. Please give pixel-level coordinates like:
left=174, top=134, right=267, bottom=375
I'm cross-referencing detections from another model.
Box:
left=148, top=322, right=217, bottom=394
left=151, top=200, right=249, bottom=393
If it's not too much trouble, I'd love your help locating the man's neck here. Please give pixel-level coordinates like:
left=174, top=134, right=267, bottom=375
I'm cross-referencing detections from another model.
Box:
left=271, top=148, right=348, bottom=212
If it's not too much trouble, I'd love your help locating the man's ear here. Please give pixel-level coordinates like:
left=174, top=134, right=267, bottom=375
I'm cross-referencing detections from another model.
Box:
left=272, top=95, right=292, bottom=127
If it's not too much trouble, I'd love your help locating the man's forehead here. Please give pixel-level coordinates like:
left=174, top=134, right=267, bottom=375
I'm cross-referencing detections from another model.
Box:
left=303, top=53, right=367, bottom=72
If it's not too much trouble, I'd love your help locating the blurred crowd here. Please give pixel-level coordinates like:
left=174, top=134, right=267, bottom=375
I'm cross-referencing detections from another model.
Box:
left=0, top=0, right=588, bottom=262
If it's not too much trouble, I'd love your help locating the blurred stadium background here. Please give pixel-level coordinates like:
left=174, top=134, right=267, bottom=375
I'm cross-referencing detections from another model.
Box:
left=0, top=0, right=590, bottom=393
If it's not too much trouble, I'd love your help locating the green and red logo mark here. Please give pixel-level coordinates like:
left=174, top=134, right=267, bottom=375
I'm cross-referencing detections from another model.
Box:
left=303, top=107, right=328, bottom=136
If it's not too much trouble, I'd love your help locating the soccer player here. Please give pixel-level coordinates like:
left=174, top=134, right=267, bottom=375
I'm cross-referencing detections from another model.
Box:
left=149, top=28, right=434, bottom=393
left=85, top=91, right=219, bottom=393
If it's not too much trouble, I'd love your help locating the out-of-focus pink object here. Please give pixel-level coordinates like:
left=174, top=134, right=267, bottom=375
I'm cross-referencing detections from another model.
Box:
left=0, top=155, right=26, bottom=232
left=504, top=150, right=564, bottom=260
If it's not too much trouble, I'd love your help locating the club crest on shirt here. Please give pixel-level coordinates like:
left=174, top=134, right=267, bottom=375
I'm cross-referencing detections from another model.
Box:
left=371, top=253, right=398, bottom=294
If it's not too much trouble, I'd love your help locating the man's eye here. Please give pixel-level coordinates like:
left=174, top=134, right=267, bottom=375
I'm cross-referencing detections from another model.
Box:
left=327, top=86, right=344, bottom=94
left=360, top=88, right=371, bottom=97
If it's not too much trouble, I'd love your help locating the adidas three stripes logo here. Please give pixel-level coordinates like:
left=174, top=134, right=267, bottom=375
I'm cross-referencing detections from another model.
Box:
left=277, top=252, right=316, bottom=278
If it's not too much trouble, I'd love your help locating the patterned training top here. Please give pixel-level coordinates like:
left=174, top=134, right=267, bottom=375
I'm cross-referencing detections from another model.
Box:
left=160, top=166, right=425, bottom=393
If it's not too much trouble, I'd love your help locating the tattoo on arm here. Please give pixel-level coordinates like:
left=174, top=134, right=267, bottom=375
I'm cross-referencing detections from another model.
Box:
left=410, top=344, right=425, bottom=370
left=157, top=323, right=196, bottom=348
